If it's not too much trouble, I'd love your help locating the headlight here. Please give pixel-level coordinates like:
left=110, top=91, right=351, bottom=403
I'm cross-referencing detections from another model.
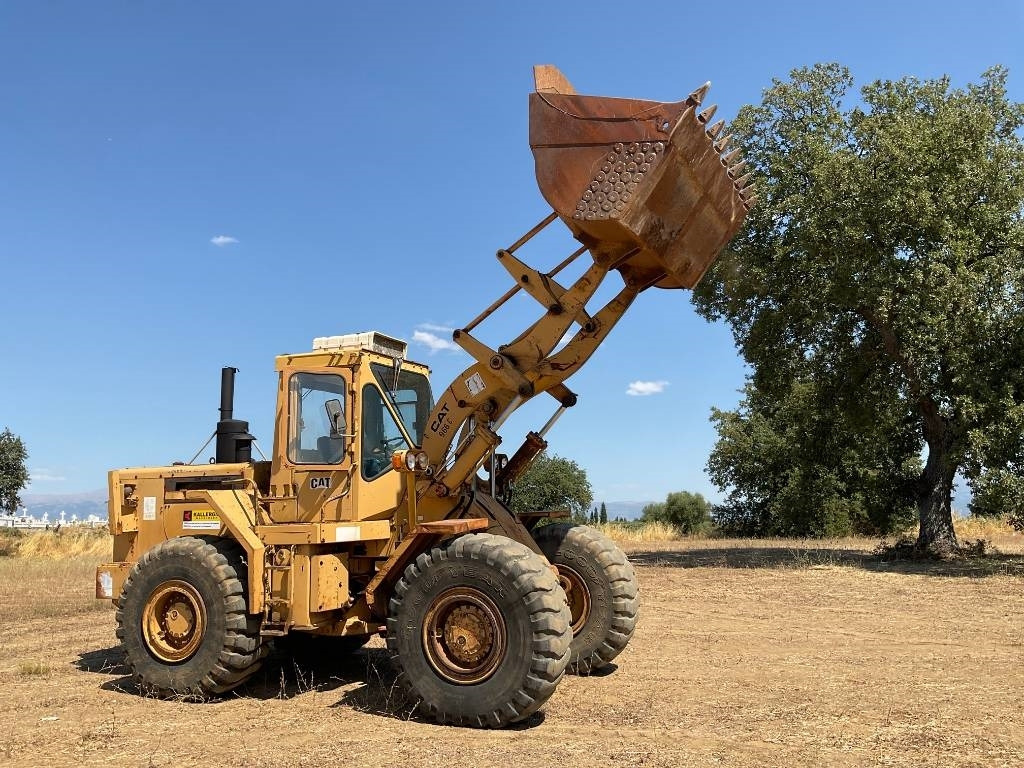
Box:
left=391, top=450, right=409, bottom=471
left=393, top=449, right=431, bottom=473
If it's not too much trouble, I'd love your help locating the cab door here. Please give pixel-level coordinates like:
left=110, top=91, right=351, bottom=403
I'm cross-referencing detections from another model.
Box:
left=284, top=371, right=356, bottom=524
left=354, top=381, right=407, bottom=522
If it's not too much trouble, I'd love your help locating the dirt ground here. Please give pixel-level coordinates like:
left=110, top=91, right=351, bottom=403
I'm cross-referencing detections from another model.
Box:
left=2, top=538, right=1024, bottom=768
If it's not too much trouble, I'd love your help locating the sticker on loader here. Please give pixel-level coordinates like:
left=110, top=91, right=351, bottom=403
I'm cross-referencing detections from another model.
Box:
left=182, top=509, right=221, bottom=531
left=465, top=372, right=486, bottom=396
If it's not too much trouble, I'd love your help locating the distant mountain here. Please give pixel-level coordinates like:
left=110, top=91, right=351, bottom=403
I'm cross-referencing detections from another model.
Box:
left=16, top=489, right=108, bottom=520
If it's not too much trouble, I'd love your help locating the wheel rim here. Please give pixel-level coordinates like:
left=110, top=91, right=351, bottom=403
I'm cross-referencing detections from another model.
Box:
left=142, top=580, right=206, bottom=663
left=557, top=565, right=592, bottom=636
left=422, top=587, right=507, bottom=684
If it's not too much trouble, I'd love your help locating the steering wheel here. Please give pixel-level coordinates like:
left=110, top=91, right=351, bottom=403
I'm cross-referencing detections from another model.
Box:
left=380, top=435, right=407, bottom=452
left=363, top=435, right=405, bottom=477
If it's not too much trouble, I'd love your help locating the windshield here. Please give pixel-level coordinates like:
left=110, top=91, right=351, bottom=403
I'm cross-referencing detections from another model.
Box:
left=370, top=362, right=434, bottom=445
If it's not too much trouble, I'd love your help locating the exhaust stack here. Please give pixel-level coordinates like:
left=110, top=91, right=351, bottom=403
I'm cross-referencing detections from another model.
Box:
left=215, top=367, right=254, bottom=464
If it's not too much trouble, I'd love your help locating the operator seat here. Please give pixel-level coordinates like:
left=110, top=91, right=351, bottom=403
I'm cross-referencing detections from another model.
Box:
left=316, top=436, right=344, bottom=464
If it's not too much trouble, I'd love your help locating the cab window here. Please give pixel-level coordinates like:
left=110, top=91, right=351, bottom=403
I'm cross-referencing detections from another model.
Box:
left=361, top=384, right=408, bottom=479
left=370, top=362, right=433, bottom=445
left=288, top=373, right=347, bottom=465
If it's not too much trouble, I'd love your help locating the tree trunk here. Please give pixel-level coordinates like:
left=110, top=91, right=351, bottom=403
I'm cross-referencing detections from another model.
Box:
left=916, top=429, right=959, bottom=555
left=858, top=306, right=961, bottom=554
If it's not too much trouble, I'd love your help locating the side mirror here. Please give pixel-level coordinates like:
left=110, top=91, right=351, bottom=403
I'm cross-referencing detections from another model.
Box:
left=325, top=399, right=345, bottom=438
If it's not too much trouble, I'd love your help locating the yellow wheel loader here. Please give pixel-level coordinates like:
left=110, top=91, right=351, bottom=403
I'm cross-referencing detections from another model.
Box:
left=95, top=65, right=753, bottom=727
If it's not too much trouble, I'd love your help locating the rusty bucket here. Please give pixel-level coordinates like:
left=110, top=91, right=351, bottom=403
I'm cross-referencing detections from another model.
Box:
left=529, top=65, right=754, bottom=289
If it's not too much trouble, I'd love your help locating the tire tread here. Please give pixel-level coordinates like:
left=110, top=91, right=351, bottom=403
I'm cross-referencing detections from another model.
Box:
left=115, top=535, right=264, bottom=698
left=533, top=523, right=639, bottom=674
left=386, top=532, right=572, bottom=728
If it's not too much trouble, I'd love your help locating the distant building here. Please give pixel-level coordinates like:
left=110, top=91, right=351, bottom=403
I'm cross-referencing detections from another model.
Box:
left=0, top=507, right=104, bottom=529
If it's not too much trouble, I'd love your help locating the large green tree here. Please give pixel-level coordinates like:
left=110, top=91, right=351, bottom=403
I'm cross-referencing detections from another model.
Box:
left=0, top=428, right=29, bottom=515
left=708, top=379, right=920, bottom=537
left=694, top=64, right=1024, bottom=553
left=506, top=451, right=593, bottom=520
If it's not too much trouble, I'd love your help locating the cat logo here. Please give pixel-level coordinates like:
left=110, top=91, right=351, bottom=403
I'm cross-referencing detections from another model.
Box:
left=309, top=477, right=331, bottom=490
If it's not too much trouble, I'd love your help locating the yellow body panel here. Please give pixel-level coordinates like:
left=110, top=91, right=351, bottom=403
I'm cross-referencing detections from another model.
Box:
left=311, top=554, right=349, bottom=612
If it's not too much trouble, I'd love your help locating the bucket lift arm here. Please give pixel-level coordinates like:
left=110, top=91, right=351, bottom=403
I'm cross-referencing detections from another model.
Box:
left=415, top=65, right=755, bottom=506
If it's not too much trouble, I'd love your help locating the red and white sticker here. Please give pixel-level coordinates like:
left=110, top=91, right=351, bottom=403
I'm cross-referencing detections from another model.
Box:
left=183, top=509, right=221, bottom=531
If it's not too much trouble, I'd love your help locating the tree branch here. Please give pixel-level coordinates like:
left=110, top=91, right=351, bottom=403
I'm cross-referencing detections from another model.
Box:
left=857, top=305, right=945, bottom=440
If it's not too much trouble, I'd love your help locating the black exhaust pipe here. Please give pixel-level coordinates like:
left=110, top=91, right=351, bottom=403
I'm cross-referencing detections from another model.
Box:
left=215, top=367, right=254, bottom=463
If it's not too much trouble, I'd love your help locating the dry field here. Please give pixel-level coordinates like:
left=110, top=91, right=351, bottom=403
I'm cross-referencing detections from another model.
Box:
left=1, top=525, right=1023, bottom=767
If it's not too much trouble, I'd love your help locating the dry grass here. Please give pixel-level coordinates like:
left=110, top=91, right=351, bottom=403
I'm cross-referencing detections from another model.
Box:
left=0, top=527, right=111, bottom=560
left=599, top=515, right=1024, bottom=553
left=0, top=529, right=112, bottom=625
left=0, top=555, right=112, bottom=624
left=953, top=514, right=1021, bottom=544
left=595, top=520, right=688, bottom=542
left=16, top=660, right=50, bottom=676
left=599, top=521, right=892, bottom=556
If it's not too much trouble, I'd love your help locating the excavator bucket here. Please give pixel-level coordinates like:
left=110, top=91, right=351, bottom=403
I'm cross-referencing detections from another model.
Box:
left=530, top=65, right=753, bottom=289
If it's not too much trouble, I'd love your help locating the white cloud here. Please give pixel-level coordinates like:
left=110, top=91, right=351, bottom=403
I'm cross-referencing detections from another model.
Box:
left=626, top=380, right=669, bottom=396
left=417, top=322, right=454, bottom=333
left=210, top=235, right=239, bottom=246
left=28, top=468, right=66, bottom=483
left=412, top=330, right=460, bottom=353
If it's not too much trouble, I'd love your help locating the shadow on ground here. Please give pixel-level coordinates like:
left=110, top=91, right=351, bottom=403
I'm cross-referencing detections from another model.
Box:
left=73, top=644, right=547, bottom=729
left=75, top=643, right=392, bottom=702
left=627, top=545, right=1024, bottom=578
left=75, top=646, right=131, bottom=676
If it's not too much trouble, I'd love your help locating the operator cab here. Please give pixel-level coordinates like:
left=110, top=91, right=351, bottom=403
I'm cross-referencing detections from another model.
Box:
left=303, top=333, right=432, bottom=473
left=269, top=331, right=434, bottom=524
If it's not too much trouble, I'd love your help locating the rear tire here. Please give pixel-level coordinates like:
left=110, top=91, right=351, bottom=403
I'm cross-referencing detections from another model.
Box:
left=115, top=536, right=266, bottom=697
left=533, top=523, right=638, bottom=674
left=387, top=532, right=572, bottom=727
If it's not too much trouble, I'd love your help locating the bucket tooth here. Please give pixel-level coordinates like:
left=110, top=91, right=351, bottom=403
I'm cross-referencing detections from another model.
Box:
left=707, top=119, right=725, bottom=139
left=714, top=134, right=732, bottom=153
left=697, top=104, right=717, bottom=124
left=687, top=81, right=711, bottom=106
left=743, top=194, right=759, bottom=209
left=728, top=160, right=747, bottom=178
left=740, top=184, right=757, bottom=200
left=721, top=147, right=742, bottom=166
left=733, top=172, right=753, bottom=188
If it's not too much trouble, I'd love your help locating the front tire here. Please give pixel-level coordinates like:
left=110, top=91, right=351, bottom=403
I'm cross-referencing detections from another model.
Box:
left=115, top=536, right=266, bottom=697
left=386, top=532, right=572, bottom=727
left=533, top=524, right=638, bottom=674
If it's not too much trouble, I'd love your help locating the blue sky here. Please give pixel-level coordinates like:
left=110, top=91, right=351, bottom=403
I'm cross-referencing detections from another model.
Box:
left=2, top=2, right=1022, bottom=506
